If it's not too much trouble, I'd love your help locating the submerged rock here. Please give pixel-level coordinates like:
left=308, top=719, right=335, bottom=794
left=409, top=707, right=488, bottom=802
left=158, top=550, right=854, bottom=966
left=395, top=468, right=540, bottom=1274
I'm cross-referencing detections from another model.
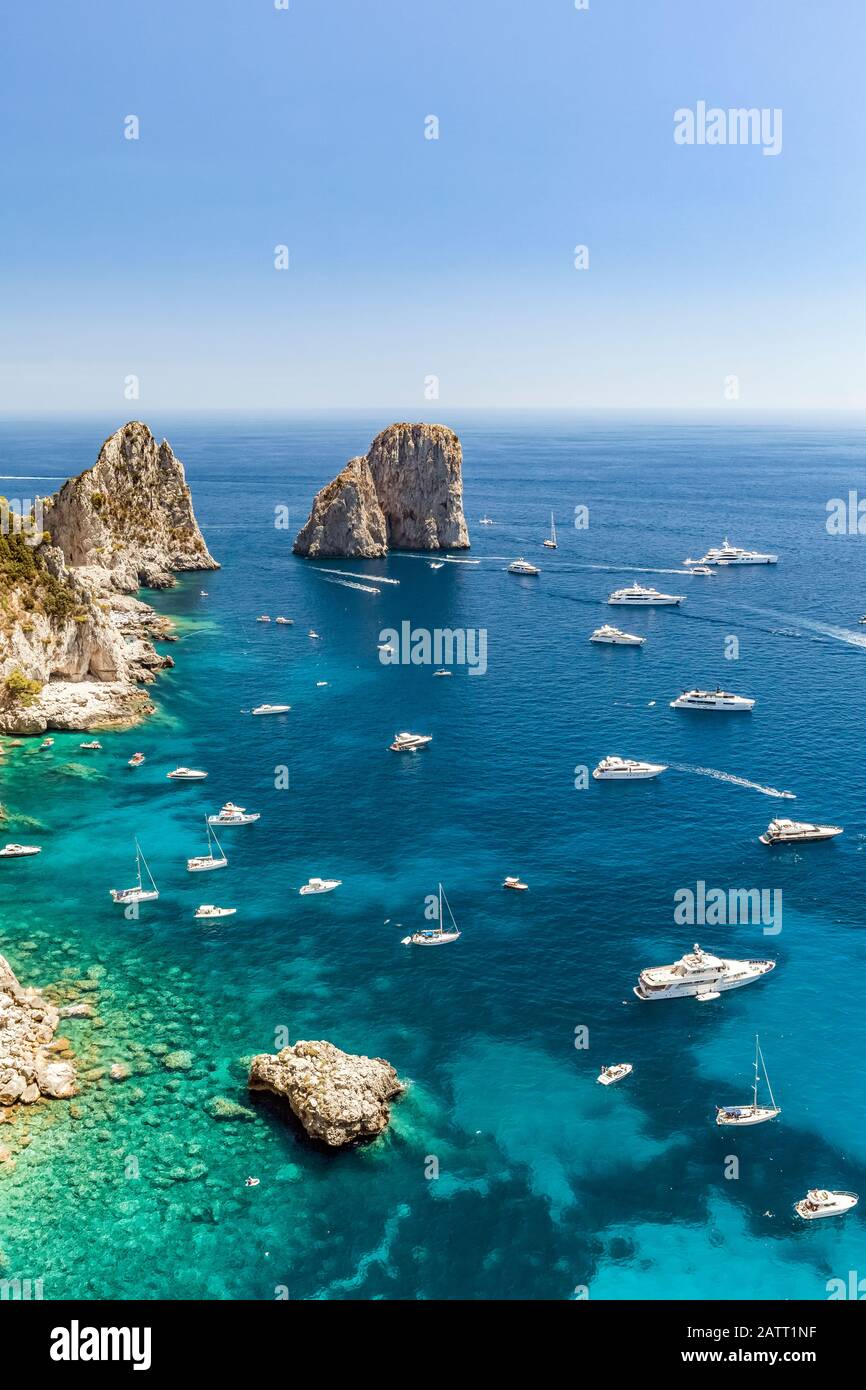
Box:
left=248, top=1039, right=404, bottom=1147
left=0, top=954, right=77, bottom=1108
left=293, top=422, right=469, bottom=558
left=204, top=1095, right=257, bottom=1122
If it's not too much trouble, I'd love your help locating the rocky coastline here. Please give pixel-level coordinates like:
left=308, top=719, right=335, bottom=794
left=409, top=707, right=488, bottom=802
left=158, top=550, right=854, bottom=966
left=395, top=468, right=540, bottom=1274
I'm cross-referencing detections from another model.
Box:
left=0, top=954, right=76, bottom=1111
left=248, top=1040, right=405, bottom=1147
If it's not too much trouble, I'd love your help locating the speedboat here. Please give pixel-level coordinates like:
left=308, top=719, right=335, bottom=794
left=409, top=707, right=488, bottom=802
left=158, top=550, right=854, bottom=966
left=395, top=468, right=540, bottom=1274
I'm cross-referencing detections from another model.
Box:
left=433, top=669, right=452, bottom=677
left=167, top=767, right=208, bottom=780
left=695, top=537, right=778, bottom=566
left=503, top=876, right=528, bottom=891
left=186, top=819, right=228, bottom=872
left=670, top=688, right=754, bottom=711
left=275, top=616, right=293, bottom=625
left=208, top=803, right=261, bottom=826
left=542, top=513, right=557, bottom=549
left=79, top=740, right=102, bottom=750
left=128, top=752, right=145, bottom=767
left=597, top=1064, right=633, bottom=1087
left=429, top=561, right=444, bottom=569
left=760, top=819, right=842, bottom=845
left=794, top=1189, right=858, bottom=1220
left=195, top=904, right=236, bottom=919
left=40, top=738, right=54, bottom=749
left=299, top=877, right=342, bottom=895
left=608, top=583, right=683, bottom=605
left=686, top=565, right=714, bottom=576
left=508, top=558, right=540, bottom=575
left=200, top=590, right=208, bottom=596
left=308, top=630, right=320, bottom=639
left=402, top=883, right=461, bottom=946
left=715, top=1036, right=780, bottom=1126
left=593, top=756, right=667, bottom=780
left=634, top=943, right=775, bottom=1001
left=256, top=615, right=271, bottom=623
left=590, top=625, right=645, bottom=645
left=251, top=703, right=291, bottom=716
left=110, top=838, right=159, bottom=905
left=0, top=843, right=41, bottom=858
left=479, top=516, right=494, bottom=525
left=390, top=732, right=432, bottom=752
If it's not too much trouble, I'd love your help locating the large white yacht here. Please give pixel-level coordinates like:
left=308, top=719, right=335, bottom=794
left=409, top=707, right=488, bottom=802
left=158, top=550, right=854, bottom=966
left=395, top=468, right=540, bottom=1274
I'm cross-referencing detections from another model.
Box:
left=251, top=703, right=291, bottom=716
left=589, top=625, right=645, bottom=645
left=390, top=732, right=432, bottom=752
left=167, top=767, right=209, bottom=780
left=670, top=688, right=755, bottom=711
left=508, top=558, right=540, bottom=576
left=593, top=756, right=667, bottom=780
left=693, top=537, right=778, bottom=566
left=634, top=943, right=775, bottom=1001
left=608, top=583, right=683, bottom=606
left=759, top=818, right=843, bottom=845
left=208, top=803, right=261, bottom=826
left=794, top=1189, right=859, bottom=1221
left=0, top=843, right=41, bottom=858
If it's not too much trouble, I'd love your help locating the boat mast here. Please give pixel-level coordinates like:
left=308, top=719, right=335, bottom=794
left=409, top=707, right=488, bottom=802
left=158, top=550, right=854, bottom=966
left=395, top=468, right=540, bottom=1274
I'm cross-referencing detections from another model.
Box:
left=134, top=838, right=143, bottom=891
left=757, top=1036, right=778, bottom=1113
left=438, top=882, right=443, bottom=936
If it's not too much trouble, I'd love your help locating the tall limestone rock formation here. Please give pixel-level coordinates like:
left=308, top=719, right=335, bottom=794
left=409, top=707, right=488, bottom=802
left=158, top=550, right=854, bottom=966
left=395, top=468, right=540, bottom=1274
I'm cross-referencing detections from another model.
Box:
left=293, top=422, right=470, bottom=558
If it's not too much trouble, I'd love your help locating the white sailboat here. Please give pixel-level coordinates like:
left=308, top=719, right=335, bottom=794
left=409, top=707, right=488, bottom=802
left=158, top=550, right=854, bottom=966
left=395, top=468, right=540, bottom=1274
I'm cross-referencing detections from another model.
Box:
left=110, top=838, right=159, bottom=905
left=401, top=883, right=461, bottom=946
left=543, top=512, right=557, bottom=549
left=715, top=1035, right=780, bottom=1126
left=186, top=819, right=228, bottom=872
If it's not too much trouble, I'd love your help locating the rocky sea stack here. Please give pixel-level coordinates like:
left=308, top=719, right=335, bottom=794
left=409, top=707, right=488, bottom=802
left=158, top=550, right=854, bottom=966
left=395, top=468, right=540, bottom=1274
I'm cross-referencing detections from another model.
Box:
left=0, top=954, right=76, bottom=1107
left=248, top=1040, right=405, bottom=1147
left=293, top=422, right=470, bottom=558
left=0, top=422, right=216, bottom=733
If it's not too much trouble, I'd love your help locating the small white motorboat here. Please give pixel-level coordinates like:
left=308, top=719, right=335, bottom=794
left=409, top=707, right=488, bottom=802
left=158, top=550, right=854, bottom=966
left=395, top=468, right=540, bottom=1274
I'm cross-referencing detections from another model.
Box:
left=79, top=740, right=102, bottom=751
left=256, top=615, right=271, bottom=623
left=167, top=767, right=209, bottom=780
left=275, top=616, right=293, bottom=625
left=429, top=561, right=444, bottom=569
left=128, top=752, right=145, bottom=767
left=308, top=630, right=320, bottom=639
left=402, top=883, right=461, bottom=946
left=479, top=516, right=494, bottom=525
left=299, top=877, right=342, bottom=895
left=0, top=843, right=42, bottom=858
left=508, top=558, right=540, bottom=575
left=597, top=1063, right=633, bottom=1087
left=687, top=565, right=714, bottom=576
left=715, top=1036, right=780, bottom=1126
left=195, top=904, right=237, bottom=919
left=208, top=803, right=260, bottom=826
left=503, top=876, right=528, bottom=891
left=187, top=820, right=228, bottom=873
left=110, top=838, right=159, bottom=905
left=200, top=590, right=208, bottom=596
left=390, top=731, right=432, bottom=752
left=794, top=1189, right=858, bottom=1221
left=40, top=737, right=54, bottom=749
left=251, top=703, right=291, bottom=716
left=434, top=669, right=452, bottom=677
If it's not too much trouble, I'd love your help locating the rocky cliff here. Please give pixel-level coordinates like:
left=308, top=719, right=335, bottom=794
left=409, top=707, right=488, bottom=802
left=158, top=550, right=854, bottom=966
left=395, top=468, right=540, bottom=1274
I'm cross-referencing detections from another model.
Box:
left=0, top=422, right=213, bottom=733
left=248, top=1039, right=405, bottom=1147
left=0, top=954, right=76, bottom=1108
left=293, top=422, right=470, bottom=558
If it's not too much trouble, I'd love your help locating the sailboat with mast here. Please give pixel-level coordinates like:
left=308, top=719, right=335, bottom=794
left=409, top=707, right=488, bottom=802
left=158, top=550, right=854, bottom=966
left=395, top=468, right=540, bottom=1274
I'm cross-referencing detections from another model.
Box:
left=401, top=883, right=461, bottom=946
left=186, top=818, right=228, bottom=872
left=110, top=839, right=159, bottom=905
left=715, top=1035, right=780, bottom=1126
left=543, top=512, right=557, bottom=549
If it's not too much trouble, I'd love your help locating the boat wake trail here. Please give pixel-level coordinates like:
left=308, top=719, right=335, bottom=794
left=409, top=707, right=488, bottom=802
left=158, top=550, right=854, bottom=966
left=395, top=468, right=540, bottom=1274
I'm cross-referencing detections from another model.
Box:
left=668, top=763, right=796, bottom=799
left=740, top=604, right=866, bottom=650
left=321, top=576, right=381, bottom=594
left=318, top=567, right=399, bottom=585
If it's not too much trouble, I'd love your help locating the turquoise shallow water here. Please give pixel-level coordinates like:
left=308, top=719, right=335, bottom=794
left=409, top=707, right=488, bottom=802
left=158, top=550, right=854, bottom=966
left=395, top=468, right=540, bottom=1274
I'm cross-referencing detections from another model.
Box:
left=1, top=412, right=866, bottom=1300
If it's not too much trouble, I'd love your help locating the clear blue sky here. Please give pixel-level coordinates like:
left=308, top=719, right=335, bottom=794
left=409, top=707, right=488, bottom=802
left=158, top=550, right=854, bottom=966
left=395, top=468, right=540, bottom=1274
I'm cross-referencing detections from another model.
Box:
left=1, top=1, right=864, bottom=412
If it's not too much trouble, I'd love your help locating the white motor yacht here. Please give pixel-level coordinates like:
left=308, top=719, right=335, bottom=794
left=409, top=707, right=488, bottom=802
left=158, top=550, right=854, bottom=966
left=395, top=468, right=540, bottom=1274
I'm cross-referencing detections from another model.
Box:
left=256, top=615, right=271, bottom=623
left=299, top=877, right=342, bottom=895
left=251, top=703, right=291, bottom=716
left=634, top=943, right=775, bottom=1001
left=308, top=630, right=320, bottom=639
left=79, top=740, right=102, bottom=750
left=503, top=876, right=528, bottom=891
left=760, top=819, right=842, bottom=845
left=401, top=883, right=461, bottom=946
left=390, top=731, right=432, bottom=752
left=208, top=803, right=261, bottom=826
left=695, top=537, right=778, bottom=566
left=715, top=1036, right=780, bottom=1126
left=167, top=767, right=209, bottom=780
left=195, top=904, right=237, bottom=919
left=508, top=558, right=540, bottom=575
left=275, top=616, right=293, bottom=625
left=794, top=1189, right=858, bottom=1220
left=590, top=625, right=646, bottom=645
left=597, top=1064, right=633, bottom=1087
left=670, top=688, right=754, bottom=711
left=608, top=583, right=683, bottom=605
left=593, top=756, right=667, bottom=780
left=0, top=843, right=41, bottom=858
left=186, top=820, right=228, bottom=872
left=110, top=838, right=159, bottom=905
left=433, top=669, right=452, bottom=677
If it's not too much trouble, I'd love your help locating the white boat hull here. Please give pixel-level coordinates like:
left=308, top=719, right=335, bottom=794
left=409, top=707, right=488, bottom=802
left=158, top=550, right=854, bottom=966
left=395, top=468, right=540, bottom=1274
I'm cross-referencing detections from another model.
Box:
left=760, top=826, right=842, bottom=845
left=671, top=697, right=754, bottom=711
left=401, top=931, right=461, bottom=946
left=716, top=1106, right=780, bottom=1126
left=208, top=814, right=260, bottom=826
left=593, top=765, right=667, bottom=780
left=795, top=1192, right=858, bottom=1220
left=597, top=1064, right=633, bottom=1086
left=590, top=634, right=645, bottom=645
left=187, top=858, right=228, bottom=873
left=635, top=958, right=775, bottom=1001
left=110, top=889, right=159, bottom=905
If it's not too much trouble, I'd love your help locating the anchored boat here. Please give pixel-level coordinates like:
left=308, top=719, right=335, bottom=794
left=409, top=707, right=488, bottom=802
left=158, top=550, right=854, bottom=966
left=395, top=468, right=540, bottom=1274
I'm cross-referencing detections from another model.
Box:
left=110, top=838, right=159, bottom=906
left=715, top=1035, right=780, bottom=1126
left=402, top=883, right=461, bottom=946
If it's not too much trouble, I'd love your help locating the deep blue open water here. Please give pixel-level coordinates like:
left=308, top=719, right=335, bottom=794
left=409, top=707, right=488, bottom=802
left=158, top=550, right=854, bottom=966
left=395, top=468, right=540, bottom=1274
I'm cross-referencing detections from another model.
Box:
left=1, top=411, right=865, bottom=1299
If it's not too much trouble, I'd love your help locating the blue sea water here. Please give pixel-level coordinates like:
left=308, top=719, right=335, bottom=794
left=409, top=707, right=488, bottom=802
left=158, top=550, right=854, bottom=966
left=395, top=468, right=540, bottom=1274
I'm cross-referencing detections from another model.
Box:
left=1, top=411, right=865, bottom=1301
